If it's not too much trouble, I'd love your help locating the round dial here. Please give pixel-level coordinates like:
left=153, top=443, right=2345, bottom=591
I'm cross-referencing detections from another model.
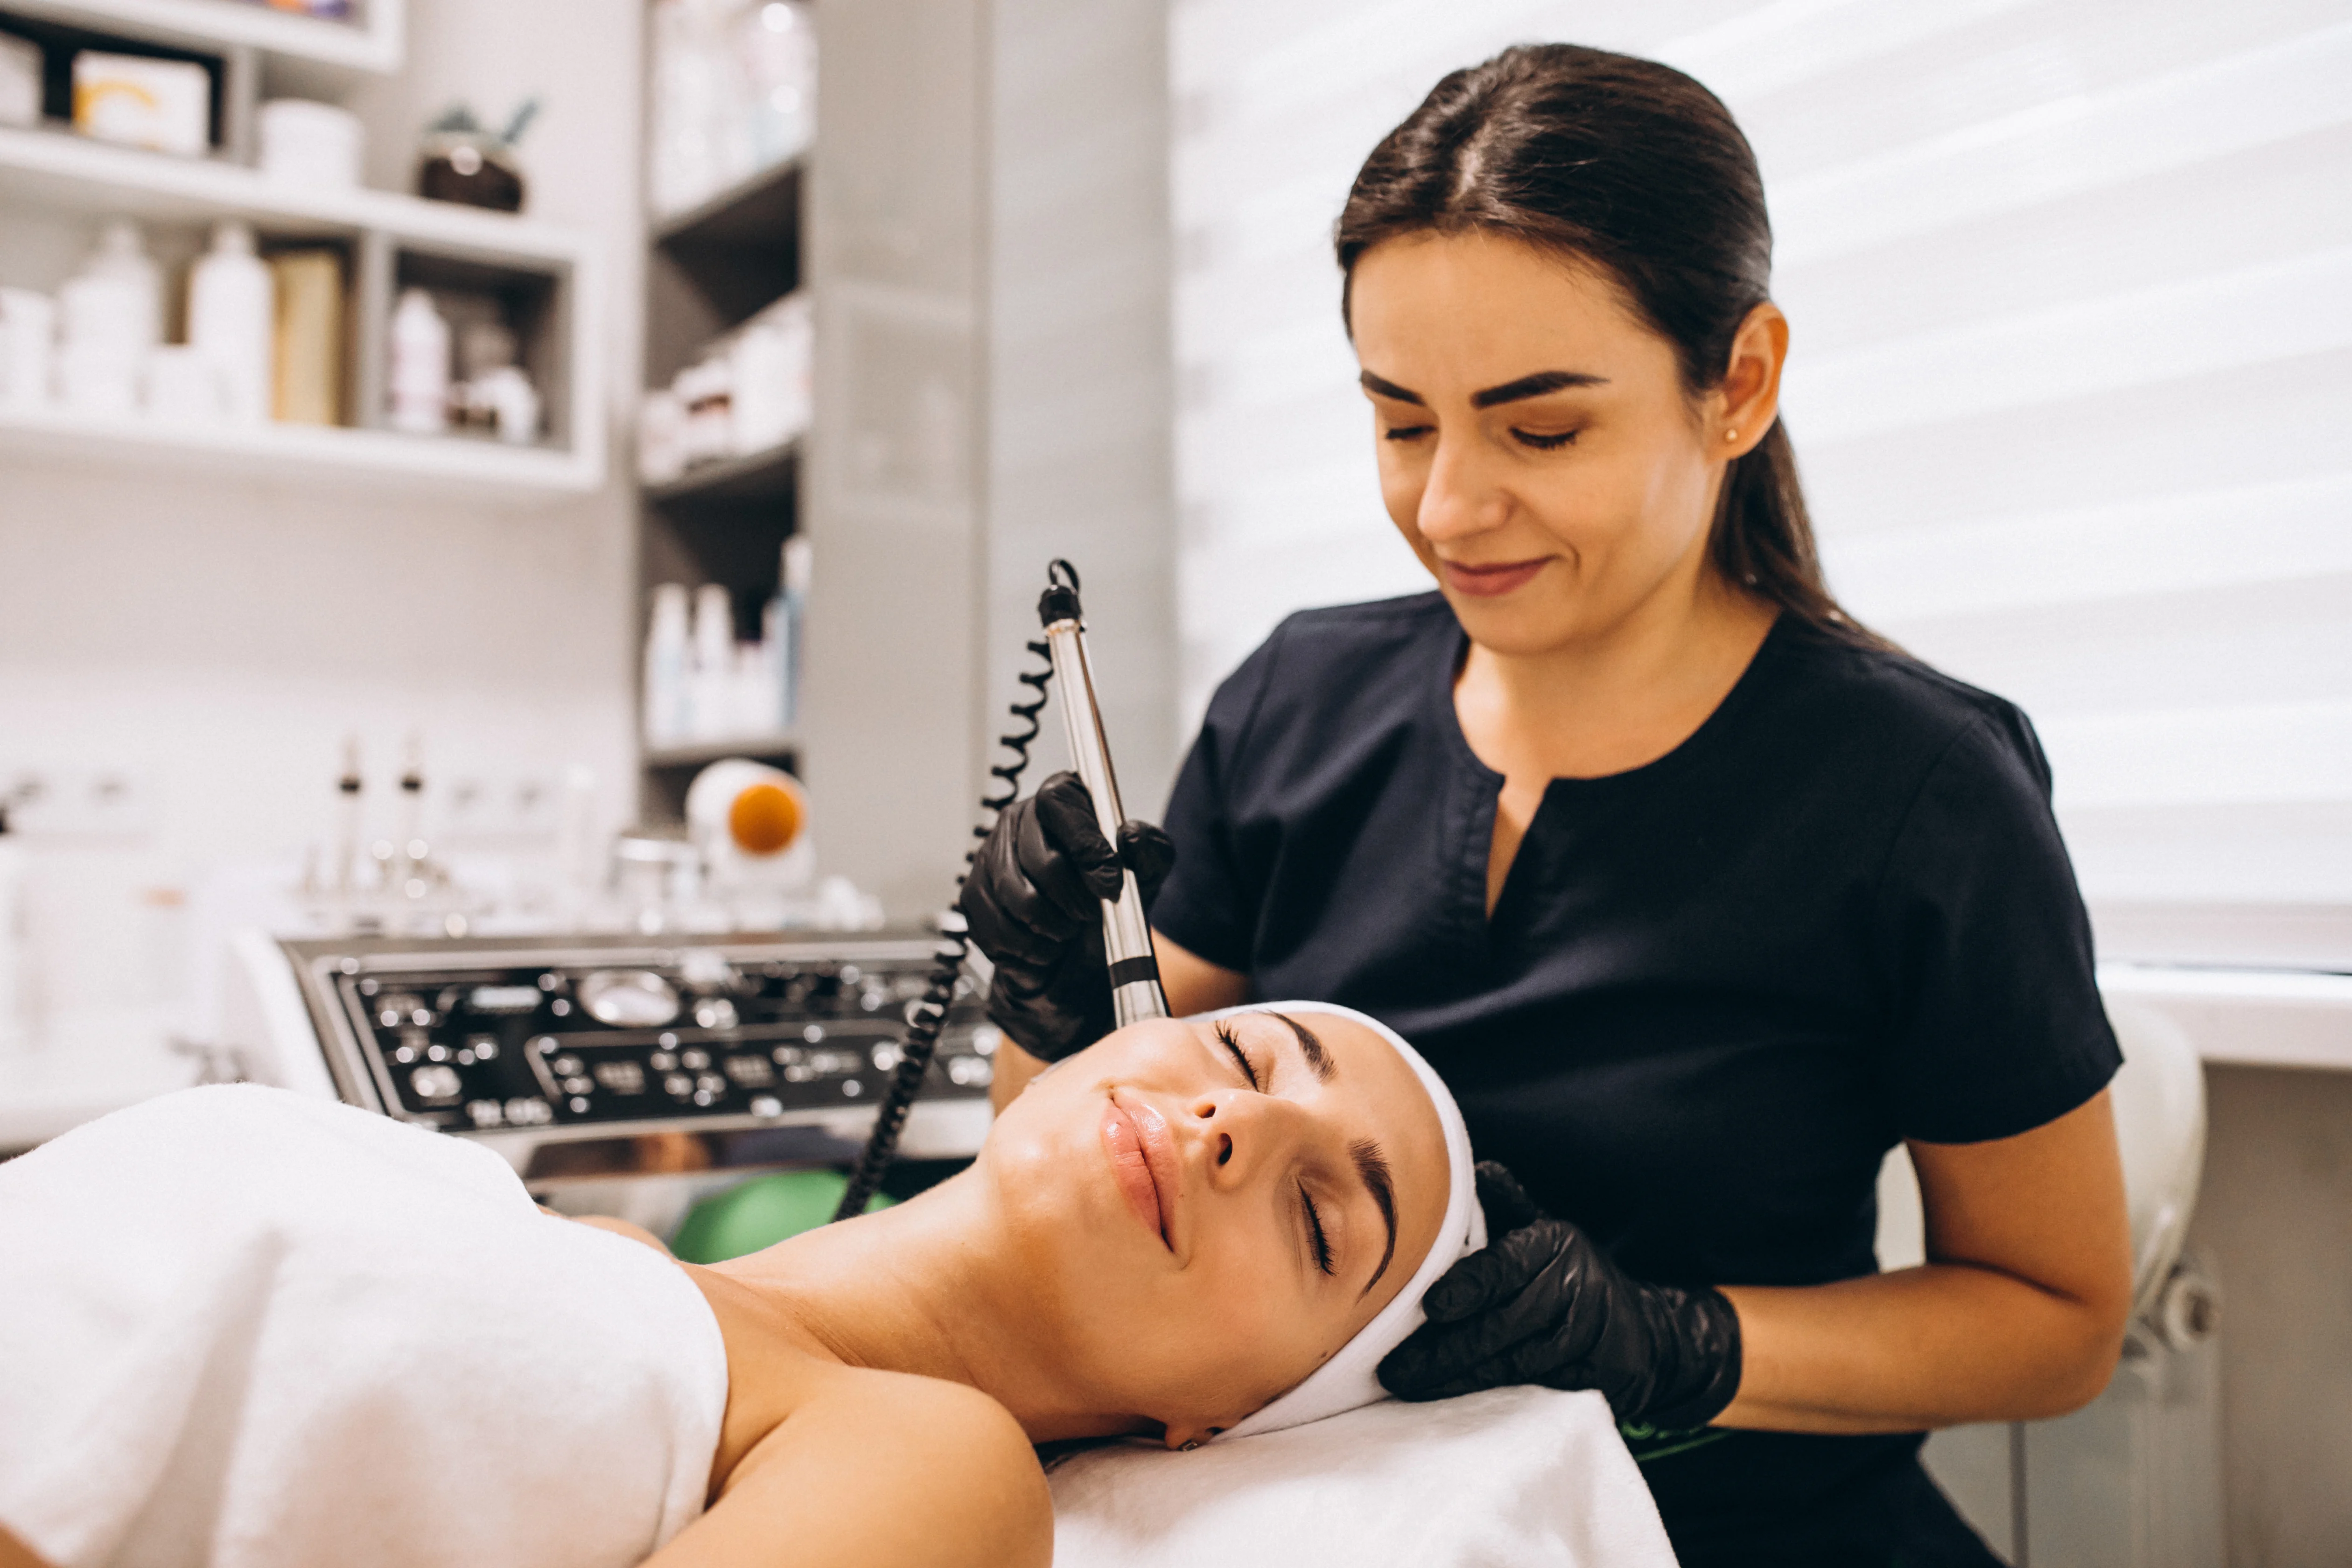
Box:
left=577, top=969, right=681, bottom=1028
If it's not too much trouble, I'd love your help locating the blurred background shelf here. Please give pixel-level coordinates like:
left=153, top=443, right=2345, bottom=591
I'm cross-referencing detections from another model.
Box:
left=0, top=121, right=605, bottom=486
left=0, top=123, right=588, bottom=262
left=0, top=0, right=402, bottom=85
left=0, top=398, right=601, bottom=489
left=644, top=439, right=797, bottom=507
left=643, top=734, right=801, bottom=770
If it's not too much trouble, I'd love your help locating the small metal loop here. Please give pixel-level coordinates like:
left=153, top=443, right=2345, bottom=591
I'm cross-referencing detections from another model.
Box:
left=1179, top=1440, right=1200, bottom=1452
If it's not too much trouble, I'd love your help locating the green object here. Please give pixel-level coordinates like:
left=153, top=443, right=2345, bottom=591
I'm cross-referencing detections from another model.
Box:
left=671, top=1169, right=894, bottom=1263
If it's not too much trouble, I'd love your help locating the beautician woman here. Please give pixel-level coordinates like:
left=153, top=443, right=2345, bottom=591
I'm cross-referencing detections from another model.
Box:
left=962, top=43, right=2130, bottom=1568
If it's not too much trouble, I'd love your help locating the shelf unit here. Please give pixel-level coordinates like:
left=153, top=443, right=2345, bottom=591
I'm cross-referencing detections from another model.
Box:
left=0, top=0, right=604, bottom=491
left=635, top=140, right=808, bottom=819
left=1, top=0, right=402, bottom=87
left=643, top=734, right=801, bottom=771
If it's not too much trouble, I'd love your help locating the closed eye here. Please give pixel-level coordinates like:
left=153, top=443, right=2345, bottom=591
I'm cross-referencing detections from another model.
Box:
left=1301, top=1184, right=1334, bottom=1275
left=1382, top=424, right=1432, bottom=442
left=1214, top=1021, right=1260, bottom=1091
left=1512, top=428, right=1577, bottom=450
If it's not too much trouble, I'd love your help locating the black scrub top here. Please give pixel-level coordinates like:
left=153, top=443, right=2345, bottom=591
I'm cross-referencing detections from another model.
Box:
left=1149, top=592, right=2119, bottom=1559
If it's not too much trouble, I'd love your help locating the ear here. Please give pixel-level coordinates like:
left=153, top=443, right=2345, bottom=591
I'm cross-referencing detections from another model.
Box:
left=1715, top=301, right=1788, bottom=461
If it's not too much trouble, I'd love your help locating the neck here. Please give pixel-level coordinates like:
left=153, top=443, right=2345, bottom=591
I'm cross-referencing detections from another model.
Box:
left=1460, top=550, right=1776, bottom=763
left=713, top=1172, right=1148, bottom=1445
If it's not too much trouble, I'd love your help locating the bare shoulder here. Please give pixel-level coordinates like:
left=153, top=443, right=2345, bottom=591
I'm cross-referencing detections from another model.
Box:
left=647, top=1364, right=1050, bottom=1568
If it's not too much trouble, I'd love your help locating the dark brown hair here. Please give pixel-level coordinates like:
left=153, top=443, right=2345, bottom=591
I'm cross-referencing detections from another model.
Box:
left=1337, top=42, right=1879, bottom=646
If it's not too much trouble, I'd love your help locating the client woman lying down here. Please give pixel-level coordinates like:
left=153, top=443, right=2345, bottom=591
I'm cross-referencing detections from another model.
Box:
left=0, top=1004, right=1478, bottom=1568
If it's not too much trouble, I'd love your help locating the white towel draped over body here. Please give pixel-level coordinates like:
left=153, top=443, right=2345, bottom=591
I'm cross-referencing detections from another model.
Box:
left=1049, top=1386, right=1681, bottom=1568
left=0, top=1085, right=728, bottom=1568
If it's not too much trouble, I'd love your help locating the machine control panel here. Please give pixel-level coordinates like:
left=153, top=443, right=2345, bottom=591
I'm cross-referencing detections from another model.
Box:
left=282, top=934, right=996, bottom=1142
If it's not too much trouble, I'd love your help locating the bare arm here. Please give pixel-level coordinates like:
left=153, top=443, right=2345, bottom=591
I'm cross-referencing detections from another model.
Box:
left=646, top=1373, right=1050, bottom=1568
left=988, top=931, right=1248, bottom=1112
left=1716, top=1089, right=2132, bottom=1432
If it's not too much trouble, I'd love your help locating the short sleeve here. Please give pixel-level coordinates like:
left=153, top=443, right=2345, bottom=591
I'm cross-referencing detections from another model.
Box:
left=1148, top=628, right=1288, bottom=973
left=1871, top=710, right=2121, bottom=1144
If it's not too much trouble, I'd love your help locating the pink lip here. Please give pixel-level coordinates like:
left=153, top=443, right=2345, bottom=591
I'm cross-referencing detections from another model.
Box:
left=1101, top=1094, right=1180, bottom=1253
left=1438, top=557, right=1548, bottom=598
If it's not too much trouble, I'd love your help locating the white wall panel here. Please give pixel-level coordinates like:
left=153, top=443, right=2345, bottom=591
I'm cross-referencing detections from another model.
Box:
left=1171, top=0, right=2352, bottom=914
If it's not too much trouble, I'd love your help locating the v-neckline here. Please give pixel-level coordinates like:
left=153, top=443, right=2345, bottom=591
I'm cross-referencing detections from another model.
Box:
left=1433, top=615, right=1793, bottom=932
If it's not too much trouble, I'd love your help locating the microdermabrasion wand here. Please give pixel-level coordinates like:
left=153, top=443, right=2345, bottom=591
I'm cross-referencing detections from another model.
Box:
left=1037, top=560, right=1169, bottom=1027
left=833, top=560, right=1164, bottom=1222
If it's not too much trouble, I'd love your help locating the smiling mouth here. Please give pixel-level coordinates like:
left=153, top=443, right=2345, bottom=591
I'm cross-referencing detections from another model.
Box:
left=1101, top=1096, right=1176, bottom=1252
left=1437, top=557, right=1548, bottom=598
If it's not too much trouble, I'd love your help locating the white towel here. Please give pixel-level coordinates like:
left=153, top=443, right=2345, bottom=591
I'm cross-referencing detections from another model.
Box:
left=1048, top=1386, right=1680, bottom=1568
left=0, top=1085, right=728, bottom=1568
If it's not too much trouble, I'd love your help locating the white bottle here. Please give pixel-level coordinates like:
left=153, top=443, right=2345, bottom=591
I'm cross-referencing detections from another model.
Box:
left=56, top=219, right=161, bottom=416
left=643, top=583, right=692, bottom=745
left=386, top=287, right=451, bottom=434
left=690, top=583, right=736, bottom=741
left=188, top=220, right=275, bottom=424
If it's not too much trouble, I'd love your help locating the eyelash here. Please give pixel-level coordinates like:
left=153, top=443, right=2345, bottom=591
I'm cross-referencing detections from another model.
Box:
left=1214, top=1021, right=1260, bottom=1090
left=1301, top=1185, right=1335, bottom=1275
left=1215, top=1021, right=1336, bottom=1277
left=1379, top=425, right=1579, bottom=450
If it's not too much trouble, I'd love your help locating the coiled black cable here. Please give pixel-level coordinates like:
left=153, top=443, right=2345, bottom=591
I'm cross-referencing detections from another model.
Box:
left=832, top=570, right=1072, bottom=1221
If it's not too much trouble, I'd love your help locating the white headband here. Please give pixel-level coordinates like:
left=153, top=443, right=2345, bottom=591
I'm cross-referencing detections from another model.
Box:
left=1204, top=1001, right=1483, bottom=1442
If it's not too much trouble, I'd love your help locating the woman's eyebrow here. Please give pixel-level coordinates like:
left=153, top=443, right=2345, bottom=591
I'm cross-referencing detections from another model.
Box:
left=1358, top=368, right=1610, bottom=408
left=1351, top=1138, right=1399, bottom=1297
left=1470, top=369, right=1609, bottom=407
left=1266, top=1012, right=1333, bottom=1082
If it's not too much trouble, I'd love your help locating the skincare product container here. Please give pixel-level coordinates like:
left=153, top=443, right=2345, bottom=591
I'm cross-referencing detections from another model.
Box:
left=188, top=220, right=274, bottom=424
left=259, top=99, right=364, bottom=190
left=72, top=51, right=210, bottom=156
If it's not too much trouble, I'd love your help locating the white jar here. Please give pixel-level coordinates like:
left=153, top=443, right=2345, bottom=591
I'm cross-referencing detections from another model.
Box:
left=259, top=99, right=365, bottom=191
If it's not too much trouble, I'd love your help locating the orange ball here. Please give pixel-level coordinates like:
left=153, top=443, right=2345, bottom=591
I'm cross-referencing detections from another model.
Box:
left=727, top=780, right=803, bottom=856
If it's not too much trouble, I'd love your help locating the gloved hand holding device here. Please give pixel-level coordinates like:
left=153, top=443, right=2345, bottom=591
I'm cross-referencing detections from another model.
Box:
left=957, top=770, right=1174, bottom=1061
left=1379, top=1162, right=1744, bottom=1431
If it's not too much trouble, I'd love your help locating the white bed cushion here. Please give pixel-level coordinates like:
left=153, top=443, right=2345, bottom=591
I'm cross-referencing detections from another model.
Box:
left=1047, top=1386, right=1680, bottom=1568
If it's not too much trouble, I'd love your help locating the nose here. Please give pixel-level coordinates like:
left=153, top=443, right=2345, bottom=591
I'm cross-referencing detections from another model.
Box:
left=1414, top=431, right=1510, bottom=546
left=1183, top=1087, right=1295, bottom=1190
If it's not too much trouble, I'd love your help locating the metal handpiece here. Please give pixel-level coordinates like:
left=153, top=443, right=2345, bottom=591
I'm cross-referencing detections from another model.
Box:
left=1037, top=562, right=1168, bottom=1027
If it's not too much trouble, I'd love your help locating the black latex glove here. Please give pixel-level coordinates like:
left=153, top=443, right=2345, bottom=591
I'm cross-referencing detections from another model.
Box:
left=956, top=771, right=1175, bottom=1062
left=1378, top=1162, right=1743, bottom=1430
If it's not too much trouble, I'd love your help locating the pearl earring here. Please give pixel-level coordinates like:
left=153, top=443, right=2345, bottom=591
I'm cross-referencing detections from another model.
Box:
left=1724, top=428, right=1738, bottom=442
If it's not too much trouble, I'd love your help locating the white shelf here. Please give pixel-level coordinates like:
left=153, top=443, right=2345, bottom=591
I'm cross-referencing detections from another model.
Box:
left=1, top=0, right=403, bottom=83
left=0, top=401, right=602, bottom=490
left=0, top=124, right=584, bottom=262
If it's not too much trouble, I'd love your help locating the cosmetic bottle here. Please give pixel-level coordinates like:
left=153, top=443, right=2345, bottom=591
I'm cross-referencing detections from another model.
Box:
left=690, top=584, right=735, bottom=741
left=189, top=220, right=275, bottom=424
left=643, top=584, right=693, bottom=746
left=57, top=219, right=161, bottom=416
left=387, top=287, right=451, bottom=434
